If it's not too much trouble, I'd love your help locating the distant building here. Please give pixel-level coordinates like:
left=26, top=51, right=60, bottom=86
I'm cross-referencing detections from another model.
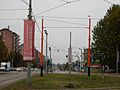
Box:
left=0, top=28, right=20, bottom=53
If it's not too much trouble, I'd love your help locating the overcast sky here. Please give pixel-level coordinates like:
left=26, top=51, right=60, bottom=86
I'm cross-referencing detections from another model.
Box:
left=0, top=0, right=119, bottom=64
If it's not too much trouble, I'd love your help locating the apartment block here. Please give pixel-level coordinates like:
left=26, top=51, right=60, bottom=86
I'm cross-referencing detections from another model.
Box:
left=0, top=28, right=20, bottom=53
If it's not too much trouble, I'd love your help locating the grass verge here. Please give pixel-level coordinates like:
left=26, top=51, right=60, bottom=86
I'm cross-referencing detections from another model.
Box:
left=1, top=73, right=120, bottom=90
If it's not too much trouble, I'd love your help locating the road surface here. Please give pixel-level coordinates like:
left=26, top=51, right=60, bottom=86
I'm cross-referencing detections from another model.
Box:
left=0, top=71, right=38, bottom=89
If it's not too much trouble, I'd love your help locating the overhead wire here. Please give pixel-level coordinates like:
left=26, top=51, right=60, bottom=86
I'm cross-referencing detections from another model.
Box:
left=20, top=0, right=29, bottom=5
left=0, top=0, right=28, bottom=12
left=35, top=0, right=83, bottom=16
left=0, top=9, right=27, bottom=12
left=32, top=12, right=66, bottom=53
left=37, top=16, right=99, bottom=20
left=32, top=0, right=88, bottom=53
left=32, top=11, right=42, bottom=33
left=44, top=26, right=88, bottom=29
left=104, top=0, right=114, bottom=5
left=0, top=18, right=24, bottom=21
left=19, top=0, right=87, bottom=53
left=44, top=18, right=88, bottom=26
left=69, top=0, right=83, bottom=3
left=60, top=0, right=83, bottom=3
left=0, top=0, right=86, bottom=54
left=35, top=18, right=95, bottom=28
left=32, top=12, right=68, bottom=53
left=35, top=3, right=69, bottom=16
left=59, top=0, right=68, bottom=3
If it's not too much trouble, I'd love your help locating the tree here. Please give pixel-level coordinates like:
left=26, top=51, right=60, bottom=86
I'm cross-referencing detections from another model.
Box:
left=6, top=51, right=25, bottom=67
left=13, top=52, right=24, bottom=67
left=0, top=36, right=8, bottom=62
left=92, top=4, right=120, bottom=70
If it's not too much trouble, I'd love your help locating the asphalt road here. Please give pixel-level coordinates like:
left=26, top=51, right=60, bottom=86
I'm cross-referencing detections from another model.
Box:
left=0, top=71, right=38, bottom=89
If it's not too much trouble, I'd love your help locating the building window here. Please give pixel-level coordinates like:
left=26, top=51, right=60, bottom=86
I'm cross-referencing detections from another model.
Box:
left=0, top=32, right=3, bottom=36
left=0, top=32, right=1, bottom=36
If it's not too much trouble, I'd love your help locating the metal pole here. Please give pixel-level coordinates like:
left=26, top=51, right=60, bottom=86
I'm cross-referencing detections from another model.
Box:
left=116, top=44, right=119, bottom=74
left=80, top=48, right=82, bottom=71
left=46, top=32, right=48, bottom=73
left=88, top=16, right=91, bottom=77
left=45, top=30, right=48, bottom=73
left=40, top=18, right=44, bottom=76
left=69, top=32, right=72, bottom=74
left=28, top=0, right=32, bottom=20
left=27, top=0, right=32, bottom=86
left=83, top=48, right=85, bottom=73
left=49, top=47, right=52, bottom=73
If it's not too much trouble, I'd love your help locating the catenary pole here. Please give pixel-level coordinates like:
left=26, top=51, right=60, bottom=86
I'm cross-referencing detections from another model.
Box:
left=27, top=0, right=32, bottom=86
left=88, top=16, right=91, bottom=77
left=69, top=32, right=72, bottom=74
left=40, top=18, right=44, bottom=76
left=44, top=30, right=48, bottom=73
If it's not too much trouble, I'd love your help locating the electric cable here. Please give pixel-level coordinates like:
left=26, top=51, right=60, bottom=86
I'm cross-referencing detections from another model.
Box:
left=32, top=11, right=42, bottom=33
left=35, top=0, right=83, bottom=16
left=0, top=18, right=24, bottom=21
left=44, top=26, right=88, bottom=29
left=32, top=12, right=68, bottom=53
left=59, top=0, right=68, bottom=3
left=0, top=9, right=27, bottom=12
left=35, top=3, right=69, bottom=16
left=44, top=18, right=88, bottom=26
left=20, top=0, right=29, bottom=5
left=104, top=0, right=114, bottom=5
left=36, top=16, right=99, bottom=20
left=69, top=0, right=83, bottom=3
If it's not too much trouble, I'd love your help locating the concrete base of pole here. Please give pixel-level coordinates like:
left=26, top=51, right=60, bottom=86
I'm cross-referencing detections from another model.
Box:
left=88, top=67, right=90, bottom=77
left=40, top=66, right=43, bottom=76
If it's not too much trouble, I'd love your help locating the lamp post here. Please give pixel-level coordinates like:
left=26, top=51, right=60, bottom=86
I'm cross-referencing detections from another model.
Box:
left=49, top=47, right=52, bottom=73
left=44, top=30, right=48, bottom=73
left=79, top=48, right=83, bottom=71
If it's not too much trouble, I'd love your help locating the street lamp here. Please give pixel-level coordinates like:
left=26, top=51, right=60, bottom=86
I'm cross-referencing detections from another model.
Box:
left=44, top=30, right=48, bottom=73
left=49, top=47, right=52, bottom=73
left=79, top=48, right=82, bottom=71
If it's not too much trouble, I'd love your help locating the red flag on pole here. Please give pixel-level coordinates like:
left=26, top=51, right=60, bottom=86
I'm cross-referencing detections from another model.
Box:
left=23, top=19, right=35, bottom=61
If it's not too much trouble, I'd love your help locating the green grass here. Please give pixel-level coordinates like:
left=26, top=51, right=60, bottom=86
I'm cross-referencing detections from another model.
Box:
left=2, top=73, right=120, bottom=90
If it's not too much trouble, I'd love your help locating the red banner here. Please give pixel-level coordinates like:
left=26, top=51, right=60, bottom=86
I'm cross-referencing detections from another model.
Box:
left=23, top=19, right=35, bottom=61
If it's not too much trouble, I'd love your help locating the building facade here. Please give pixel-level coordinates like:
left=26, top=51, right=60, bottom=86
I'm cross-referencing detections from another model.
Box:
left=0, top=28, right=20, bottom=53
